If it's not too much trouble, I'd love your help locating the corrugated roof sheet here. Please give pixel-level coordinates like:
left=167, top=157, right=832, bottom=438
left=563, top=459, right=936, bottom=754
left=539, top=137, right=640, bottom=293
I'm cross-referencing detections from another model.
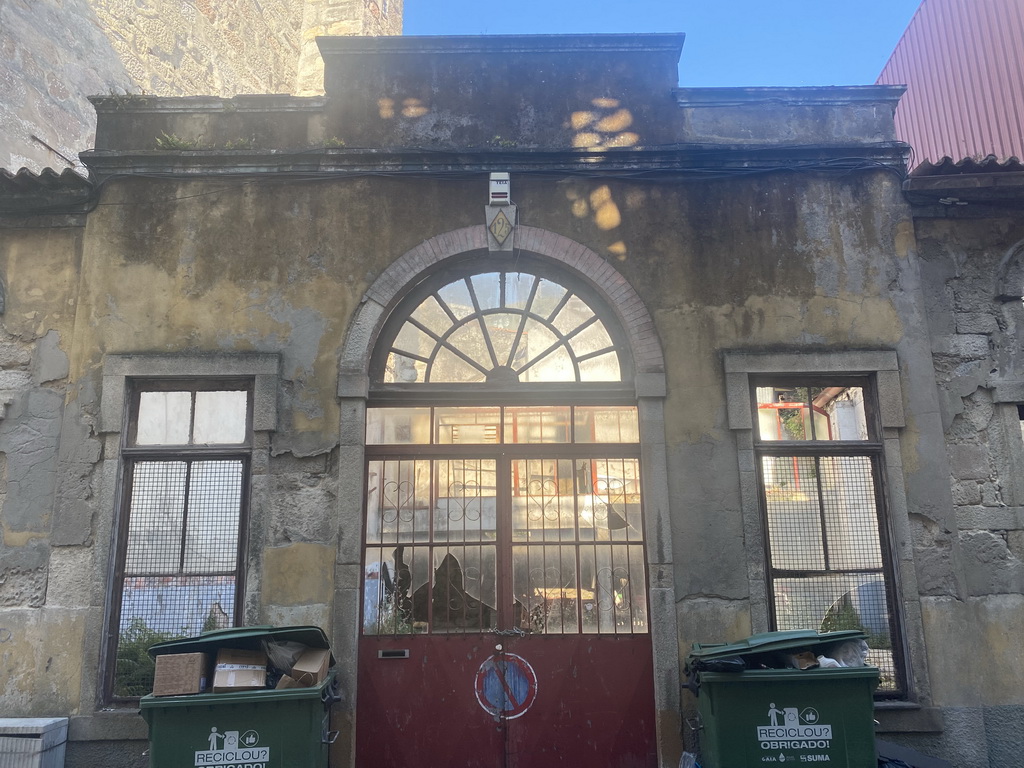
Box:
left=912, top=154, right=1024, bottom=177
left=0, top=167, right=93, bottom=216
left=878, top=0, right=1024, bottom=167
left=0, top=167, right=91, bottom=194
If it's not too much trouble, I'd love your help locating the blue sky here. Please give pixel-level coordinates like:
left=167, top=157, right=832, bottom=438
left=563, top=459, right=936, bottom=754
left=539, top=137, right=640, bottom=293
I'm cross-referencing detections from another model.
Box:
left=404, top=1, right=922, bottom=87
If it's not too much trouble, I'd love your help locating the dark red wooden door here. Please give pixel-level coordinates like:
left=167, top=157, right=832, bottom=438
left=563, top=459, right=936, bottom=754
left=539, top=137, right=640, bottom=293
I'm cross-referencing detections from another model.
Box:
left=356, top=451, right=656, bottom=768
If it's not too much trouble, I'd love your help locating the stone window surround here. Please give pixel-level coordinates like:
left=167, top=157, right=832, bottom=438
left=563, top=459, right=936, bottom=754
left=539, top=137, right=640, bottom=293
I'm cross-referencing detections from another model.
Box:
left=88, top=353, right=280, bottom=710
left=724, top=350, right=938, bottom=721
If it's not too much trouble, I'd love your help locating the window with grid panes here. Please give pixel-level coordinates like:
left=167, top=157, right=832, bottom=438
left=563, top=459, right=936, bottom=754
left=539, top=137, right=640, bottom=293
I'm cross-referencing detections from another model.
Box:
left=753, top=379, right=906, bottom=696
left=107, top=381, right=252, bottom=698
left=362, top=263, right=649, bottom=637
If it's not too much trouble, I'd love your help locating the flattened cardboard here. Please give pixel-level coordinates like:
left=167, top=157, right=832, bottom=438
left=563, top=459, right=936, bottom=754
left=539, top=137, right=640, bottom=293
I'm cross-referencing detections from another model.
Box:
left=289, top=647, right=331, bottom=686
left=152, top=652, right=210, bottom=696
left=213, top=648, right=267, bottom=693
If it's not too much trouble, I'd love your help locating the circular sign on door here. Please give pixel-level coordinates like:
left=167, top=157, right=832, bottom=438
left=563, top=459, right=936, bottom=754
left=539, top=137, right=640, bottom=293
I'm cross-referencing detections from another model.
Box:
left=474, top=653, right=538, bottom=720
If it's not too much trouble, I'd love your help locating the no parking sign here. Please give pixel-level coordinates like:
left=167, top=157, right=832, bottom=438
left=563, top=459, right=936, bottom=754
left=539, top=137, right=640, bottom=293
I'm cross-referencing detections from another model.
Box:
left=474, top=652, right=538, bottom=720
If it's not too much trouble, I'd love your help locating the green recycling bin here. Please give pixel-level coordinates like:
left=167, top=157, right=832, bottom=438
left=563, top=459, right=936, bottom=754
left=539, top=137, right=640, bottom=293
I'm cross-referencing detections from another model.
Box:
left=686, top=630, right=879, bottom=768
left=140, top=626, right=340, bottom=768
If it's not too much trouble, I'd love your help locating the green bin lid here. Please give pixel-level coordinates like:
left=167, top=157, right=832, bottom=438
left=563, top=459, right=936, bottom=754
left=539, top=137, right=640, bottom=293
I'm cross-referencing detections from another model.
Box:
left=688, top=629, right=866, bottom=662
left=148, top=624, right=334, bottom=665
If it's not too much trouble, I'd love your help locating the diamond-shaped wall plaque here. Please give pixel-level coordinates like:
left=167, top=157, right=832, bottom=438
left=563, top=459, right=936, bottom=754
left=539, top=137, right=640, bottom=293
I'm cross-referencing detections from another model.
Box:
left=485, top=204, right=517, bottom=251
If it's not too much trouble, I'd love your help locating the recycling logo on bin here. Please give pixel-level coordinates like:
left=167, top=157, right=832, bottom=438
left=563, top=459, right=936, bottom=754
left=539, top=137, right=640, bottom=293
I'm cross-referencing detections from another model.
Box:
left=195, top=727, right=270, bottom=767
left=756, top=703, right=834, bottom=762
left=474, top=652, right=538, bottom=720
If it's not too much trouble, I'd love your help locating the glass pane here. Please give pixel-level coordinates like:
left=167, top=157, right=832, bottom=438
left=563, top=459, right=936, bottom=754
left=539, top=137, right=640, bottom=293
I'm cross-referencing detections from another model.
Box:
left=579, top=543, right=648, bottom=634
left=385, top=352, right=425, bottom=384
left=578, top=545, right=602, bottom=632
left=756, top=385, right=869, bottom=441
left=505, top=407, right=571, bottom=444
left=627, top=544, right=649, bottom=631
left=591, top=458, right=642, bottom=542
left=448, top=322, right=493, bottom=368
left=366, top=407, right=431, bottom=445
left=393, top=321, right=435, bottom=360
left=512, top=545, right=580, bottom=633
left=193, top=391, right=247, bottom=444
left=136, top=391, right=191, bottom=445
left=531, top=279, right=568, bottom=319
left=429, top=347, right=486, bottom=383
left=774, top=574, right=897, bottom=691
left=435, top=407, right=500, bottom=444
left=470, top=273, right=501, bottom=311
left=366, top=459, right=432, bottom=545
left=436, top=278, right=475, bottom=320
left=125, top=461, right=187, bottom=573
left=551, top=294, right=596, bottom=335
left=522, top=345, right=575, bottom=382
left=484, top=312, right=521, bottom=368
left=516, top=318, right=559, bottom=367
left=820, top=456, right=883, bottom=570
left=182, top=460, right=243, bottom=572
left=511, top=459, right=577, bottom=541
left=435, top=459, right=497, bottom=542
left=411, top=295, right=454, bottom=336
left=568, top=319, right=613, bottom=359
left=504, top=273, right=538, bottom=311
left=579, top=351, right=621, bottom=381
left=574, top=407, right=639, bottom=443
left=763, top=456, right=826, bottom=570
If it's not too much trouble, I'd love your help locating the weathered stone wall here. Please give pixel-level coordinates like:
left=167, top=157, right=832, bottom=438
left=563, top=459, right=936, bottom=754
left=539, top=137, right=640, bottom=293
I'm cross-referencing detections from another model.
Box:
left=912, top=211, right=1024, bottom=765
left=0, top=220, right=82, bottom=714
left=8, top=173, right=953, bottom=765
left=0, top=0, right=402, bottom=172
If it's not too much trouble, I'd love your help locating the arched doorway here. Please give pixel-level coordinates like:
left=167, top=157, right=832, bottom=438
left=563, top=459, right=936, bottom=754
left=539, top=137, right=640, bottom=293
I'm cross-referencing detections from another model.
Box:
left=341, top=228, right=677, bottom=768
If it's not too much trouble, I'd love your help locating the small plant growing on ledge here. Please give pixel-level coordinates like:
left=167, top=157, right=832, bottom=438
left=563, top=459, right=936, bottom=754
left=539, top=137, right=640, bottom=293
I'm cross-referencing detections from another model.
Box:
left=154, top=132, right=203, bottom=150
left=488, top=135, right=518, bottom=148
left=222, top=137, right=256, bottom=150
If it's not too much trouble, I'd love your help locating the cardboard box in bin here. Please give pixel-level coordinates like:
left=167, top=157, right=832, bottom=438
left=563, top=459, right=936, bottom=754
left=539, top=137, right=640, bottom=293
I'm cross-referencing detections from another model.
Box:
left=152, top=652, right=210, bottom=696
left=290, top=647, right=331, bottom=686
left=213, top=648, right=267, bottom=693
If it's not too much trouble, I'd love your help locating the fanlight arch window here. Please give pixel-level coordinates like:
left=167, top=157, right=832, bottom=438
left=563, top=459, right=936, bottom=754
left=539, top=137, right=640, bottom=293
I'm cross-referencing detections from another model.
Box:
left=373, top=262, right=629, bottom=386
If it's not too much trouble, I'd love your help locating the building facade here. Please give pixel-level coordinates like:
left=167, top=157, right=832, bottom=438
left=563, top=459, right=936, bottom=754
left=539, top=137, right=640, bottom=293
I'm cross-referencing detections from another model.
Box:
left=1, top=34, right=1022, bottom=768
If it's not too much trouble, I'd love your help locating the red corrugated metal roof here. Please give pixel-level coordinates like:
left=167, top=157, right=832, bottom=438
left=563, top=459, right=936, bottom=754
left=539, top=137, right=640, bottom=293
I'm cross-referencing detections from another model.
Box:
left=878, top=0, right=1024, bottom=167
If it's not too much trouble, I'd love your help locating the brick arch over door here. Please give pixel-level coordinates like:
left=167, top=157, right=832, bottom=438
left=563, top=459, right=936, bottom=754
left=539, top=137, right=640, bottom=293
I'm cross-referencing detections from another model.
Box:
left=339, top=225, right=665, bottom=384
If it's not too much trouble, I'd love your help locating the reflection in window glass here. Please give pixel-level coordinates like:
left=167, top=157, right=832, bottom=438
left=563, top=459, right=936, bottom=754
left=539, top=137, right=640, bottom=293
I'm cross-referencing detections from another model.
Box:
left=367, top=406, right=639, bottom=446
left=436, top=407, right=501, bottom=444
left=504, top=407, right=571, bottom=444
left=756, top=385, right=868, bottom=442
left=366, top=407, right=431, bottom=445
left=575, top=407, right=639, bottom=443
